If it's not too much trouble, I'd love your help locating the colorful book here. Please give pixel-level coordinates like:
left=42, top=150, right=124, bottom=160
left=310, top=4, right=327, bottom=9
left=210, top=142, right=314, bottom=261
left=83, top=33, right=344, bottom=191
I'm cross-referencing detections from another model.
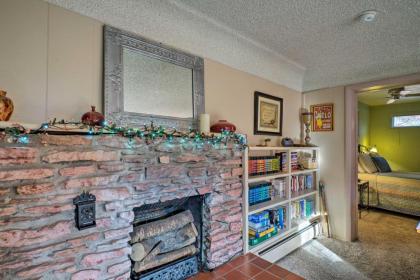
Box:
left=249, top=225, right=275, bottom=238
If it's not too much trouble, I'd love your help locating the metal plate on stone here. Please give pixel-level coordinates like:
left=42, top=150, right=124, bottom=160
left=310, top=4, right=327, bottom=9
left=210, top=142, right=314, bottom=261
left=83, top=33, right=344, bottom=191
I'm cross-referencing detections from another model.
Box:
left=133, top=255, right=198, bottom=280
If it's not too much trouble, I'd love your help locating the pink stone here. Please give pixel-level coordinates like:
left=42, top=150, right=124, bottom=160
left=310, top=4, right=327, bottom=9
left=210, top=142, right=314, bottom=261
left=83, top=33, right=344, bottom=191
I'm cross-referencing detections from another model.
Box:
left=175, top=153, right=206, bottom=163
left=71, top=269, right=101, bottom=280
left=219, top=159, right=242, bottom=166
left=146, top=165, right=186, bottom=179
left=24, top=204, right=73, bottom=214
left=40, top=135, right=92, bottom=146
left=196, top=186, right=211, bottom=195
left=0, top=147, right=38, bottom=165
left=229, top=222, right=242, bottom=232
left=59, top=165, right=96, bottom=177
left=92, top=188, right=130, bottom=201
left=0, top=168, right=54, bottom=181
left=16, top=183, right=54, bottom=195
left=104, top=226, right=132, bottom=240
left=81, top=248, right=129, bottom=267
left=0, top=206, right=17, bottom=216
left=232, top=167, right=243, bottom=177
left=64, top=175, right=119, bottom=189
left=42, top=150, right=119, bottom=163
left=226, top=188, right=242, bottom=198
left=0, top=221, right=72, bottom=247
left=107, top=260, right=131, bottom=275
left=188, top=168, right=207, bottom=177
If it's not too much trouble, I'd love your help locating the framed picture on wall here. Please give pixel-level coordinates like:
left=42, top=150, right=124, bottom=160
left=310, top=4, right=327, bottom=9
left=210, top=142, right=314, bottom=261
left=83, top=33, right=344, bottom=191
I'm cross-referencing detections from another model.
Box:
left=310, top=103, right=334, bottom=131
left=254, top=91, right=283, bottom=135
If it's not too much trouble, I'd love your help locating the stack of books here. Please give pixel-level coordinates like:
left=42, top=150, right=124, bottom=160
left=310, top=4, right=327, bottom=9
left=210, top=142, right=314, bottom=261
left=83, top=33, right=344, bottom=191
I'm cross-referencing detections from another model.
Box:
left=291, top=198, right=315, bottom=220
left=248, top=156, right=281, bottom=176
left=276, top=152, right=288, bottom=172
left=248, top=211, right=277, bottom=246
left=291, top=174, right=313, bottom=195
left=249, top=182, right=272, bottom=206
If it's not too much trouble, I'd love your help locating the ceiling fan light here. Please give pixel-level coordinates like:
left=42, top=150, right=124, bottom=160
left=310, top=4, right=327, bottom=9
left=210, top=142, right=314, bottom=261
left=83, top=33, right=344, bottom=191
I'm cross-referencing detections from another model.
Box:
left=387, top=99, right=396, bottom=104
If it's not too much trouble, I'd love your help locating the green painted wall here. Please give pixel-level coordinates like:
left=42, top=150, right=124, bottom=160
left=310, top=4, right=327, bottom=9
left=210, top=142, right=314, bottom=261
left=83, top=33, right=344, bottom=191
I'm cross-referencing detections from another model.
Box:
left=358, top=102, right=370, bottom=147
left=369, top=101, right=420, bottom=172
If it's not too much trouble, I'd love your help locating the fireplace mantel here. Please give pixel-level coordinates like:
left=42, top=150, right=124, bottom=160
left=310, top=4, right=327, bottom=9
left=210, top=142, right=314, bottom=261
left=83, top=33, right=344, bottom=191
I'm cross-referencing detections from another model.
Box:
left=0, top=134, right=244, bottom=279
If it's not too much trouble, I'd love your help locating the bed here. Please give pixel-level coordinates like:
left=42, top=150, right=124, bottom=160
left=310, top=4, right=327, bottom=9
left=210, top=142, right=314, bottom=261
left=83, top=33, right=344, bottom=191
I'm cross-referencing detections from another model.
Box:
left=358, top=172, right=420, bottom=216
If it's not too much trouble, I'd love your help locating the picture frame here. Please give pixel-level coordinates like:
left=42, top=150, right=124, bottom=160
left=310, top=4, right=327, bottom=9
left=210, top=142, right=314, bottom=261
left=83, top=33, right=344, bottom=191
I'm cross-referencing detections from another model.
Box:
left=254, top=91, right=283, bottom=135
left=310, top=103, right=334, bottom=131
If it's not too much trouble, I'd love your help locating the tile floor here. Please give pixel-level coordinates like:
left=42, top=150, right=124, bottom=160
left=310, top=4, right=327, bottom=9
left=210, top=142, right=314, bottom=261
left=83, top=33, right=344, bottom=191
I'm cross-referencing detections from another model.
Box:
left=189, top=253, right=305, bottom=280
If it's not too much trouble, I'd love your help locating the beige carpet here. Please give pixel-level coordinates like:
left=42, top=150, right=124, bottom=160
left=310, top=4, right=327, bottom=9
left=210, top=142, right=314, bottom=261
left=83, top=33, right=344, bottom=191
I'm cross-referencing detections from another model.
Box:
left=277, top=209, right=420, bottom=280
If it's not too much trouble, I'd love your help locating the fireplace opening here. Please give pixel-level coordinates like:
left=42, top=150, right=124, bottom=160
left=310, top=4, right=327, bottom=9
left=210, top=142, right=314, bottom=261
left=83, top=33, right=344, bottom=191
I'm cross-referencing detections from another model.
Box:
left=130, top=195, right=204, bottom=280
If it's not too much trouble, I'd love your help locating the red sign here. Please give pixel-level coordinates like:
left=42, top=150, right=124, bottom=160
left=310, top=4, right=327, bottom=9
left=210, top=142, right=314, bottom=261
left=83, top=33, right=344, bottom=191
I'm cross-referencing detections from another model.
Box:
left=311, top=103, right=334, bottom=131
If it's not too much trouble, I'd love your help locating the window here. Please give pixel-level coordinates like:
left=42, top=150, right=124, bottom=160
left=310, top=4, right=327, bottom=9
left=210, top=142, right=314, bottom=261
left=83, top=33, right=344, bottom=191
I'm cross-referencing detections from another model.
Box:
left=392, top=114, right=420, bottom=127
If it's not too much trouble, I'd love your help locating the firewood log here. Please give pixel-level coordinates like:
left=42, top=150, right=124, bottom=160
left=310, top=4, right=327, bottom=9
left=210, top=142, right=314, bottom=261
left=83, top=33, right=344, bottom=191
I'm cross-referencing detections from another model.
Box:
left=133, top=244, right=197, bottom=273
left=131, top=222, right=198, bottom=262
left=131, top=210, right=194, bottom=243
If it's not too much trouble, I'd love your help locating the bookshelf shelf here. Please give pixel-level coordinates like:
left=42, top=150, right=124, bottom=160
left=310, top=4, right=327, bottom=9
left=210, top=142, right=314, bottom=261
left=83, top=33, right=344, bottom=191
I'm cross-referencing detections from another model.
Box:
left=249, top=196, right=289, bottom=215
left=243, top=146, right=321, bottom=257
left=248, top=172, right=289, bottom=183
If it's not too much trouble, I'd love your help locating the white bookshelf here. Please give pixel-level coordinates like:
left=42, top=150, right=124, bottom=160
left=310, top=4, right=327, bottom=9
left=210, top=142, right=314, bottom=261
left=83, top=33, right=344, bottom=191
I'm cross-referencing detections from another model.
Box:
left=242, top=146, right=321, bottom=255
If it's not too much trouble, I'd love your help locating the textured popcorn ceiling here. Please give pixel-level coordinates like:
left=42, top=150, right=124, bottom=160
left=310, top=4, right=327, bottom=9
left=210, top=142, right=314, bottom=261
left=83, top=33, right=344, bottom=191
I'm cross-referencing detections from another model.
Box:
left=46, top=0, right=420, bottom=92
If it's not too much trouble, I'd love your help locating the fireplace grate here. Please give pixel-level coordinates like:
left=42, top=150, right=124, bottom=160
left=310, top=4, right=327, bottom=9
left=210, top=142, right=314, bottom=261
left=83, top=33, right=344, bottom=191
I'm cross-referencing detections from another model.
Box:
left=131, top=255, right=198, bottom=280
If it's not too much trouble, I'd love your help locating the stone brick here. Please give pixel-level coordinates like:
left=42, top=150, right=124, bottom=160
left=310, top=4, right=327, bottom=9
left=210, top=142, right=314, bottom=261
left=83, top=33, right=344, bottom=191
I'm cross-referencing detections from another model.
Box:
left=220, top=171, right=232, bottom=179
left=0, top=147, right=38, bottom=165
left=64, top=175, right=119, bottom=189
left=42, top=150, right=119, bottom=163
left=197, top=185, right=212, bottom=195
left=0, top=206, right=17, bottom=216
left=226, top=188, right=242, bottom=198
left=225, top=212, right=242, bottom=223
left=0, top=188, right=10, bottom=196
left=24, top=204, right=73, bottom=214
left=40, top=134, right=92, bottom=146
left=67, top=233, right=100, bottom=247
left=59, top=165, right=96, bottom=177
left=54, top=245, right=88, bottom=258
left=232, top=167, right=243, bottom=177
left=188, top=168, right=207, bottom=177
left=16, top=183, right=54, bottom=195
left=104, top=226, right=132, bottom=240
left=92, top=188, right=130, bottom=201
left=159, top=155, right=170, bottom=164
left=96, top=218, right=112, bottom=229
left=16, top=257, right=74, bottom=278
left=119, top=172, right=144, bottom=183
left=0, top=168, right=54, bottom=181
left=98, top=163, right=125, bottom=172
left=122, top=154, right=146, bottom=163
left=219, top=159, right=242, bottom=166
left=71, top=269, right=101, bottom=280
left=107, top=260, right=131, bottom=275
left=115, top=271, right=131, bottom=280
left=81, top=248, right=129, bottom=267
left=146, top=165, right=186, bottom=179
left=104, top=201, right=124, bottom=211
left=119, top=211, right=134, bottom=222
left=175, top=153, right=206, bottom=163
left=0, top=221, right=72, bottom=247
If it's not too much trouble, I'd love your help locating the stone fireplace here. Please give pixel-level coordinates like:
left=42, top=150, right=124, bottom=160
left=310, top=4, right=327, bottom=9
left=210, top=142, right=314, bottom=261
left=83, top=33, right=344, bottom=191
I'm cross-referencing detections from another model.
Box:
left=0, top=135, right=244, bottom=280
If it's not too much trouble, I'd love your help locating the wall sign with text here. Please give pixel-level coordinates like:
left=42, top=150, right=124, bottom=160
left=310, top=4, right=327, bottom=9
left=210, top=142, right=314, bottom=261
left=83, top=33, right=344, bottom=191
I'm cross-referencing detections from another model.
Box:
left=310, top=103, right=334, bottom=132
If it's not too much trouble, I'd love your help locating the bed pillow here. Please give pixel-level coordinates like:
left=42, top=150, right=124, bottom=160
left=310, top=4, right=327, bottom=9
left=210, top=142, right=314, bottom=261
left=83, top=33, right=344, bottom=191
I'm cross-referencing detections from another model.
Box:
left=359, top=153, right=378, bottom=173
left=371, top=156, right=392, bottom=173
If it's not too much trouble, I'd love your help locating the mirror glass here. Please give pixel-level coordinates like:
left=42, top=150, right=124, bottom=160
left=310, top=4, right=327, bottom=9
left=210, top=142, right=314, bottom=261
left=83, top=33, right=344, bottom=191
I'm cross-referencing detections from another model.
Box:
left=122, top=47, right=193, bottom=119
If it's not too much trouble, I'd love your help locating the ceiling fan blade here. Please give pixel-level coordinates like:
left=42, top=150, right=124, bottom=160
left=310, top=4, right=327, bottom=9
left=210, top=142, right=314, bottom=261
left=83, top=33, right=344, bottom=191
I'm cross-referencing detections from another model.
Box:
left=387, top=99, right=396, bottom=104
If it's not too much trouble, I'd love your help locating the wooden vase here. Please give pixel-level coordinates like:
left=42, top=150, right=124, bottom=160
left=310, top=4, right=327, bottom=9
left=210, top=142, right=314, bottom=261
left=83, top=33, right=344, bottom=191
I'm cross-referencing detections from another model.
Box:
left=0, top=90, right=14, bottom=121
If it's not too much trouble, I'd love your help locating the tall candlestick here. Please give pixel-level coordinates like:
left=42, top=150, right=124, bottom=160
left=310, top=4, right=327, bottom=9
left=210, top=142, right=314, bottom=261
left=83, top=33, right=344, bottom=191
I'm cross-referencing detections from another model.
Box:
left=200, top=114, right=210, bottom=134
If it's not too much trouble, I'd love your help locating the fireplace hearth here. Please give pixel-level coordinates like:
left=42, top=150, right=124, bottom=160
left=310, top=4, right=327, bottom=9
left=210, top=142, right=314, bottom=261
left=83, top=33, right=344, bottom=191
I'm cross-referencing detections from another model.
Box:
left=130, top=196, right=204, bottom=279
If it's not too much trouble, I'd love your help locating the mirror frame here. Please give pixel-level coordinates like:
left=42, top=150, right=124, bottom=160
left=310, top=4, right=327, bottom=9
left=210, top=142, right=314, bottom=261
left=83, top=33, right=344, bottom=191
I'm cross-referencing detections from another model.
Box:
left=103, top=25, right=204, bottom=130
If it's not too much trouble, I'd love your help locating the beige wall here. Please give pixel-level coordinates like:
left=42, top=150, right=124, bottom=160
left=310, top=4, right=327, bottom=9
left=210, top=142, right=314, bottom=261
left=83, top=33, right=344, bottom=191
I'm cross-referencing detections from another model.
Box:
left=0, top=0, right=102, bottom=124
left=0, top=0, right=302, bottom=145
left=205, top=59, right=302, bottom=145
left=303, top=86, right=349, bottom=241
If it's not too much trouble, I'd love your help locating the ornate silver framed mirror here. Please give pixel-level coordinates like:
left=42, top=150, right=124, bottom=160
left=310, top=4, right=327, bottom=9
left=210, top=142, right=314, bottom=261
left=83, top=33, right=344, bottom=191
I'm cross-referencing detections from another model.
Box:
left=103, top=26, right=204, bottom=129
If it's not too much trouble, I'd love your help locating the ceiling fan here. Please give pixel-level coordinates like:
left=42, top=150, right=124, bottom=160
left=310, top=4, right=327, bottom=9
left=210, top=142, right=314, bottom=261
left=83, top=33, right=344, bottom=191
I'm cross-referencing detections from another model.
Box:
left=386, top=84, right=420, bottom=104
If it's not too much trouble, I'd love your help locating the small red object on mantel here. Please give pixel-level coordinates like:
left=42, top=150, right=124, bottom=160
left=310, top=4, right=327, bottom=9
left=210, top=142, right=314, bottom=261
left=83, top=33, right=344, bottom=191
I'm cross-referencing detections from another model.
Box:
left=210, top=120, right=236, bottom=133
left=81, top=106, right=105, bottom=126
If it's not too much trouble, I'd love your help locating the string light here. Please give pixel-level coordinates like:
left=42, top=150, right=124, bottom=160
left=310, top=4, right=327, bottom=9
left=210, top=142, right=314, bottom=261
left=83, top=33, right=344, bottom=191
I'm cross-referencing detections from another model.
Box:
left=0, top=120, right=247, bottom=148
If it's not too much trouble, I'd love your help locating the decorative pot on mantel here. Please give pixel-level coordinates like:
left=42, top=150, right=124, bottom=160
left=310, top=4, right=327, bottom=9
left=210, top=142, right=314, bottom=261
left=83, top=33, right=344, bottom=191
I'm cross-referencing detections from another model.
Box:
left=81, top=106, right=105, bottom=126
left=0, top=90, right=14, bottom=121
left=210, top=120, right=236, bottom=133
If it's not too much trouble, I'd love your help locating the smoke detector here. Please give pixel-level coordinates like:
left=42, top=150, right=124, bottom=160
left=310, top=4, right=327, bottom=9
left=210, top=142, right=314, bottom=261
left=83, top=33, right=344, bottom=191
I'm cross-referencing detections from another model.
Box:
left=359, top=10, right=378, bottom=23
